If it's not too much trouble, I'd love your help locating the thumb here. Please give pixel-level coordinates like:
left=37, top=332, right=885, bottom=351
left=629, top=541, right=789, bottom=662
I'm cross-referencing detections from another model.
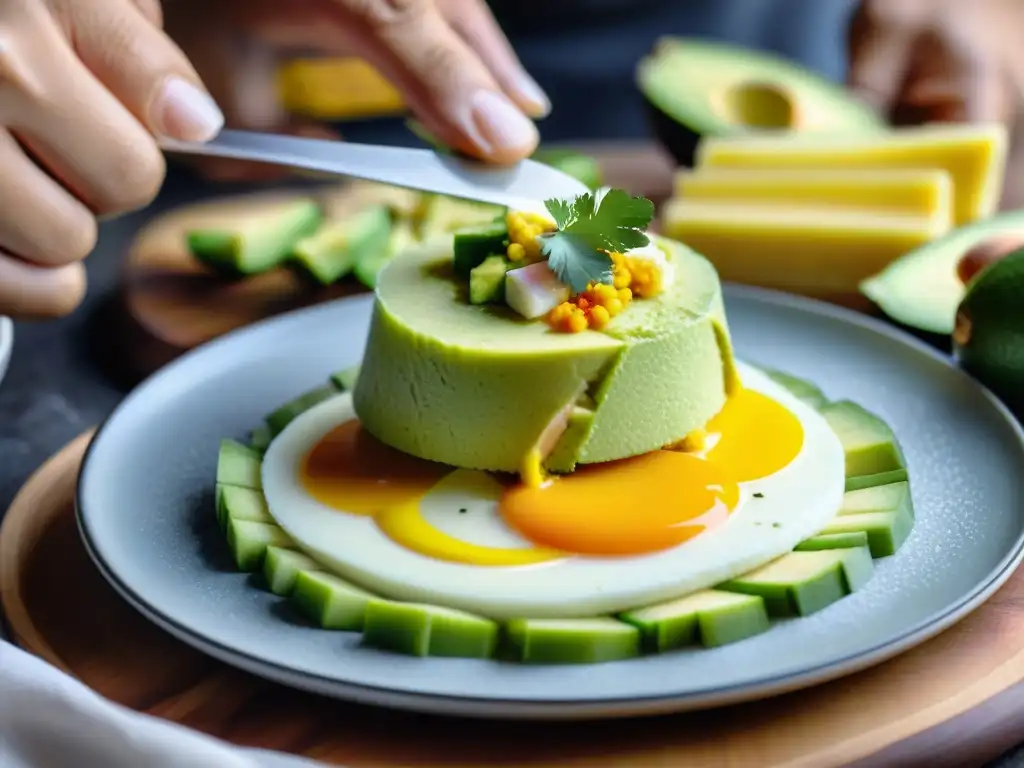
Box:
left=323, top=0, right=539, bottom=164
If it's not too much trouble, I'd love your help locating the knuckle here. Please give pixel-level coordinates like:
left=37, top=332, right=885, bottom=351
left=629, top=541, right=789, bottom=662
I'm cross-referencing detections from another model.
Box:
left=61, top=213, right=98, bottom=263
left=355, top=0, right=429, bottom=28
left=97, top=140, right=165, bottom=213
left=45, top=263, right=87, bottom=317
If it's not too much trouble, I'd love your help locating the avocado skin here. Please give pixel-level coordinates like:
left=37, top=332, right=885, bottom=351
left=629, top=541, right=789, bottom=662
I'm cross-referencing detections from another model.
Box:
left=953, top=248, right=1024, bottom=415
left=642, top=98, right=703, bottom=168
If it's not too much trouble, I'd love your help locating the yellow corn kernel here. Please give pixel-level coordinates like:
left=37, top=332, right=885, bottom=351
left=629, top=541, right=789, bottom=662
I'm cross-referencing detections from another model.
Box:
left=618, top=287, right=633, bottom=303
left=568, top=311, right=588, bottom=333
left=589, top=305, right=611, bottom=329
left=604, top=297, right=624, bottom=316
left=507, top=242, right=526, bottom=262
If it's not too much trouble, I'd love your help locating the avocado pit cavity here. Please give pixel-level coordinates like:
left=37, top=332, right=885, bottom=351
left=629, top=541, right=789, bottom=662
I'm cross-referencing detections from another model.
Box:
left=717, top=81, right=797, bottom=129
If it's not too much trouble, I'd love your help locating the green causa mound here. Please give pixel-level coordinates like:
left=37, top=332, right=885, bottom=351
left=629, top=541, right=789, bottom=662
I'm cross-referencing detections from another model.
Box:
left=351, top=235, right=739, bottom=474
left=209, top=365, right=914, bottom=664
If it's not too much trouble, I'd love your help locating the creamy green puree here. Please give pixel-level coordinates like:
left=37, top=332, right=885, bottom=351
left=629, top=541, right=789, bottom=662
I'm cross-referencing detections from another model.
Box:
left=352, top=235, right=738, bottom=473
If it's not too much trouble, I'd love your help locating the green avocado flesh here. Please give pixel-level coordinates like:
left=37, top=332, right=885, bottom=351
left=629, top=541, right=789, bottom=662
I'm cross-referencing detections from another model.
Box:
left=353, top=236, right=737, bottom=473
left=636, top=38, right=883, bottom=165
left=213, top=364, right=914, bottom=663
left=188, top=200, right=323, bottom=277
left=860, top=210, right=1024, bottom=335
left=953, top=249, right=1024, bottom=415
left=291, top=205, right=392, bottom=286
left=718, top=546, right=874, bottom=618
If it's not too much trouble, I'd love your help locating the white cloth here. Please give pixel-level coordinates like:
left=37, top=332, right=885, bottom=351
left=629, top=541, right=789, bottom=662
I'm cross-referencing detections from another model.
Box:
left=0, top=640, right=328, bottom=768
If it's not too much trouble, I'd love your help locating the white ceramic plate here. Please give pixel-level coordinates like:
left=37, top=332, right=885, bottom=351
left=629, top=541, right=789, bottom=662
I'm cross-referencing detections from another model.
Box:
left=0, top=316, right=12, bottom=386
left=76, top=287, right=1024, bottom=720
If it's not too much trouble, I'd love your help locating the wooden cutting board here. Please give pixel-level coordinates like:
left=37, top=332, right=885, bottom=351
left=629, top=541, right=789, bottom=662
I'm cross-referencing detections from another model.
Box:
left=4, top=431, right=1024, bottom=767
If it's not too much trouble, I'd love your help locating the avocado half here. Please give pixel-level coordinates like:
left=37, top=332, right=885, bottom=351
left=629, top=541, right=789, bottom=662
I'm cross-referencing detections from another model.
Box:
left=636, top=38, right=885, bottom=166
left=860, top=210, right=1024, bottom=337
left=952, top=248, right=1024, bottom=417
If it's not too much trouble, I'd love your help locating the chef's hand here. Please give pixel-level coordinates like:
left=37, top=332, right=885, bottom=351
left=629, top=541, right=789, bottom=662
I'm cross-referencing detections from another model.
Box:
left=0, top=0, right=222, bottom=319
left=847, top=0, right=1024, bottom=206
left=165, top=0, right=549, bottom=181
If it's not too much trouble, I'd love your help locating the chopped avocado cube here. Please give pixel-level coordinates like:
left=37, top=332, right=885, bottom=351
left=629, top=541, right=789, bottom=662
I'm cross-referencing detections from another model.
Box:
left=845, top=467, right=909, bottom=492
left=821, top=481, right=915, bottom=557
left=187, top=199, right=322, bottom=277
left=620, top=589, right=770, bottom=651
left=290, top=571, right=375, bottom=630
left=226, top=519, right=294, bottom=572
left=505, top=262, right=570, bottom=319
left=218, top=485, right=274, bottom=532
left=263, top=546, right=319, bottom=596
left=354, top=219, right=415, bottom=289
left=820, top=400, right=906, bottom=477
left=248, top=423, right=272, bottom=454
left=794, top=530, right=870, bottom=551
left=329, top=364, right=361, bottom=392
left=291, top=205, right=392, bottom=285
left=532, top=148, right=602, bottom=190
left=760, top=368, right=828, bottom=409
left=469, top=255, right=509, bottom=305
left=719, top=546, right=874, bottom=617
left=361, top=600, right=499, bottom=658
left=217, top=439, right=262, bottom=489
left=453, top=223, right=509, bottom=277
left=265, top=383, right=341, bottom=437
left=504, top=617, right=640, bottom=664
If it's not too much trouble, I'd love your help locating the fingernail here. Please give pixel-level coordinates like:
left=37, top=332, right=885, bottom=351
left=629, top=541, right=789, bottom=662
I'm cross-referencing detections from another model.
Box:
left=469, top=90, right=539, bottom=154
left=514, top=74, right=551, bottom=117
left=156, top=77, right=224, bottom=142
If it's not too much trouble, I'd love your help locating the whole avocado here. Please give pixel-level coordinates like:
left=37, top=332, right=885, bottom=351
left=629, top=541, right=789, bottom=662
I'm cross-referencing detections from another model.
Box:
left=952, top=247, right=1024, bottom=416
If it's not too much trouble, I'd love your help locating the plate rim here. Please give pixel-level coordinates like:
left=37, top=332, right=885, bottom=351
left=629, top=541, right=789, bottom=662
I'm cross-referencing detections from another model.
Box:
left=73, top=283, right=1024, bottom=719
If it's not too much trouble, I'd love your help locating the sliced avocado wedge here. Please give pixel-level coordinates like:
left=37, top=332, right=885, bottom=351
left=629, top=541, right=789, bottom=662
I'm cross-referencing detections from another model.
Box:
left=620, top=589, right=770, bottom=650
left=953, top=248, right=1024, bottom=416
left=718, top=546, right=874, bottom=617
left=794, top=531, right=870, bottom=551
left=329, top=364, right=361, bottom=392
left=216, top=439, right=262, bottom=489
left=845, top=467, right=909, bottom=492
left=263, top=546, right=319, bottom=597
left=290, top=205, right=392, bottom=285
left=187, top=199, right=322, bottom=277
left=819, top=400, right=906, bottom=478
left=354, top=219, right=415, bottom=289
left=264, top=382, right=341, bottom=437
left=361, top=600, right=499, bottom=658
left=821, top=480, right=915, bottom=557
left=636, top=37, right=883, bottom=166
left=860, top=210, right=1024, bottom=335
left=454, top=222, right=509, bottom=277
left=226, top=519, right=294, bottom=572
left=216, top=484, right=273, bottom=532
left=505, top=617, right=640, bottom=664
left=290, top=570, right=376, bottom=630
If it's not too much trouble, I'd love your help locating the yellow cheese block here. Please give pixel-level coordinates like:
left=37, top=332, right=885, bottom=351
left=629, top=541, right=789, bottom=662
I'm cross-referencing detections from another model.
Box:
left=661, top=199, right=952, bottom=296
left=674, top=168, right=953, bottom=221
left=695, top=123, right=1008, bottom=226
left=277, top=58, right=405, bottom=120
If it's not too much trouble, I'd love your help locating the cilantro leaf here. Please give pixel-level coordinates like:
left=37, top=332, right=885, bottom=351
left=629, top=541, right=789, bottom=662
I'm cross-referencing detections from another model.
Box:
left=538, top=187, right=655, bottom=293
left=544, top=198, right=574, bottom=229
left=541, top=233, right=614, bottom=293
